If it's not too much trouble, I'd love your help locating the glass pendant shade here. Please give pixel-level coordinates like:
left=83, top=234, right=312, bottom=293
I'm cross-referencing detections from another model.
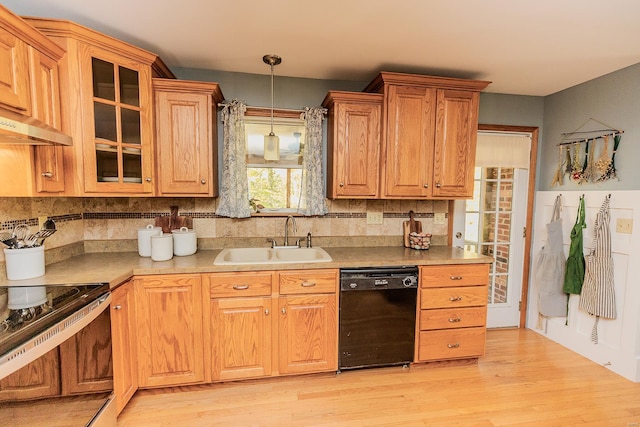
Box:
left=264, top=132, right=280, bottom=161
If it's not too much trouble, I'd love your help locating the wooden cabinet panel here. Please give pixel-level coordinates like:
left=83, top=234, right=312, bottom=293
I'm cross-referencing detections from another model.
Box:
left=419, top=306, right=487, bottom=330
left=205, top=271, right=273, bottom=298
left=278, top=294, right=337, bottom=375
left=0, top=348, right=59, bottom=401
left=420, top=286, right=487, bottom=310
left=111, top=281, right=138, bottom=415
left=0, top=26, right=30, bottom=114
left=322, top=91, right=382, bottom=198
left=136, top=274, right=205, bottom=387
left=29, top=47, right=65, bottom=193
left=418, top=327, right=486, bottom=361
left=59, top=308, right=113, bottom=395
left=432, top=89, right=479, bottom=198
left=278, top=269, right=338, bottom=295
left=421, top=264, right=490, bottom=288
left=154, top=80, right=222, bottom=197
left=211, top=297, right=272, bottom=381
left=383, top=84, right=436, bottom=198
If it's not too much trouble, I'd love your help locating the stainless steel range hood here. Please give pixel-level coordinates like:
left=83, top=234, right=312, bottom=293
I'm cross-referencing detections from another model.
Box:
left=0, top=113, right=72, bottom=146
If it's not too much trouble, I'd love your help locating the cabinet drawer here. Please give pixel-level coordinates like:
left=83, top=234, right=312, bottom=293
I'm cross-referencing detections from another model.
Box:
left=420, top=286, right=487, bottom=309
left=420, top=264, right=489, bottom=288
left=420, top=306, right=487, bottom=330
left=418, top=327, right=486, bottom=361
left=206, top=272, right=273, bottom=298
left=279, top=270, right=338, bottom=295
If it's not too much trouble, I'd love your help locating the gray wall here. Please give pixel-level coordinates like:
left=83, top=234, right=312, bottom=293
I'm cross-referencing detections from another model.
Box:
left=539, top=62, right=640, bottom=191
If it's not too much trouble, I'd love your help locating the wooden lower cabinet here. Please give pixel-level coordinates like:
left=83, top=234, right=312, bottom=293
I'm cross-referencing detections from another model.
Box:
left=278, top=294, right=337, bottom=375
left=206, top=269, right=339, bottom=382
left=0, top=348, right=59, bottom=401
left=110, top=280, right=138, bottom=415
left=59, top=308, right=113, bottom=394
left=416, top=264, right=490, bottom=362
left=211, top=297, right=272, bottom=381
left=135, top=274, right=207, bottom=388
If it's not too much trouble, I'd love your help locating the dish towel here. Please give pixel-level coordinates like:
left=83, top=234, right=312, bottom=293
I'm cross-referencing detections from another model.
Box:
left=579, top=195, right=616, bottom=343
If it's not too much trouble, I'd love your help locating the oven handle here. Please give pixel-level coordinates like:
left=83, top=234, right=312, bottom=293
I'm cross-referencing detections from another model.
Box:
left=0, top=292, right=112, bottom=380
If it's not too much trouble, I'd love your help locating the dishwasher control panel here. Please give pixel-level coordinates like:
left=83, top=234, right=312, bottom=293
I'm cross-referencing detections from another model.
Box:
left=340, top=266, right=418, bottom=290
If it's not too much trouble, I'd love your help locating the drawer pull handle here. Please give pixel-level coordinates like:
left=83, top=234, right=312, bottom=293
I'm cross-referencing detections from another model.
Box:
left=301, top=281, right=316, bottom=287
left=448, top=317, right=462, bottom=323
left=447, top=343, right=460, bottom=349
left=450, top=276, right=463, bottom=280
left=449, top=296, right=463, bottom=302
left=233, top=284, right=250, bottom=290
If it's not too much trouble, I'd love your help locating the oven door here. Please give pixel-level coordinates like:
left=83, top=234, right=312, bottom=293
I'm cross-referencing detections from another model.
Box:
left=0, top=291, right=115, bottom=427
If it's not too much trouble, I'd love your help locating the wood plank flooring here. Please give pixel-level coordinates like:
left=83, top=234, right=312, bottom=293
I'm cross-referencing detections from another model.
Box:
left=117, top=329, right=640, bottom=426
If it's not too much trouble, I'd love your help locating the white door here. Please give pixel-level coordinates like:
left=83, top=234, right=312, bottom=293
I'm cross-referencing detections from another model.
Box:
left=452, top=132, right=531, bottom=328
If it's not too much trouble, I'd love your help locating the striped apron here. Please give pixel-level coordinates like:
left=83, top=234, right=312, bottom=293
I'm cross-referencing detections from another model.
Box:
left=579, top=196, right=616, bottom=343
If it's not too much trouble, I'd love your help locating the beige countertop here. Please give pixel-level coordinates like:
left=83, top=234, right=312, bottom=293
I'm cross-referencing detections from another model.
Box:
left=0, top=246, right=492, bottom=289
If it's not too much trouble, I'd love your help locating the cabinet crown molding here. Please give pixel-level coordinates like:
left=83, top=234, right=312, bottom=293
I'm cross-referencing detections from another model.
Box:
left=364, top=71, right=491, bottom=93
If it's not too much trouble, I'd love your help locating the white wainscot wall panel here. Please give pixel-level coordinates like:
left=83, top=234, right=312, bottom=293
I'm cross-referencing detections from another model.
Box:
left=527, top=190, right=640, bottom=382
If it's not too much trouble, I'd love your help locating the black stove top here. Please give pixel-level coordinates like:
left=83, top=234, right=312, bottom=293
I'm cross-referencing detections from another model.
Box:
left=0, top=283, right=109, bottom=357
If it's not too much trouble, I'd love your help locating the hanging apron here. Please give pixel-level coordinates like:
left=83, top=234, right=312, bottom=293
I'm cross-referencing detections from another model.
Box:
left=535, top=195, right=567, bottom=318
left=563, top=195, right=586, bottom=294
left=579, top=196, right=616, bottom=344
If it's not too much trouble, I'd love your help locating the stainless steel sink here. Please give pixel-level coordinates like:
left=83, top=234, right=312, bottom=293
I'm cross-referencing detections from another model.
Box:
left=213, top=247, right=332, bottom=265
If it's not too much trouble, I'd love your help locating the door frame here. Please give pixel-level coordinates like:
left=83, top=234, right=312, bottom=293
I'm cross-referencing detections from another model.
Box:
left=448, top=124, right=538, bottom=328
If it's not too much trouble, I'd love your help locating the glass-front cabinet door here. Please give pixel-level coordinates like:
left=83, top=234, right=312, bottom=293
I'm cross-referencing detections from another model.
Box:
left=81, top=48, right=154, bottom=193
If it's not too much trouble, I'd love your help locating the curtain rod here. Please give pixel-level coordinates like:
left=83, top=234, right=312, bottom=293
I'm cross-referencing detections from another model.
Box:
left=217, top=103, right=306, bottom=113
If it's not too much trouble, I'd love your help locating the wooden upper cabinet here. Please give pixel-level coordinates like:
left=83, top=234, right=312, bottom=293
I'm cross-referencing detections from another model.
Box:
left=153, top=79, right=223, bottom=197
left=365, top=72, right=490, bottom=199
left=432, top=89, right=480, bottom=198
left=25, top=17, right=174, bottom=196
left=0, top=25, right=30, bottom=114
left=322, top=91, right=382, bottom=198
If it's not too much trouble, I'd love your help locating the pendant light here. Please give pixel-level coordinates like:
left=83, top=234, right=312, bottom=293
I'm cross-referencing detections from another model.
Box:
left=263, top=54, right=282, bottom=161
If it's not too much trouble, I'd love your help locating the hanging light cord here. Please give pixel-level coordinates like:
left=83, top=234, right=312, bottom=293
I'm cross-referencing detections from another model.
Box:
left=269, top=62, right=275, bottom=136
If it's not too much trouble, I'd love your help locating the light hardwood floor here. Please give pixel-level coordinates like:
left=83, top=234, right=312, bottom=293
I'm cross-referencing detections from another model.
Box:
left=117, top=329, right=640, bottom=426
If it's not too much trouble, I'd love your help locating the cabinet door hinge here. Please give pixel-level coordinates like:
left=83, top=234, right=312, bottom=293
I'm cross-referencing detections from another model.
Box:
left=522, top=226, right=526, bottom=238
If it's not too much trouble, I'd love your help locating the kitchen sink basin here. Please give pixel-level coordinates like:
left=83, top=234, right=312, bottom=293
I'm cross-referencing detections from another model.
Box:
left=213, top=247, right=332, bottom=265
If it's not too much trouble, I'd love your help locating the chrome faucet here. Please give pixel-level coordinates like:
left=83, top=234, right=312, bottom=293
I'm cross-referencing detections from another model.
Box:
left=284, top=215, right=297, bottom=247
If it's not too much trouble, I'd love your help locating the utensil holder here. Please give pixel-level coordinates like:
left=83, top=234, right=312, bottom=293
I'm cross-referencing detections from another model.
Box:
left=4, top=245, right=45, bottom=280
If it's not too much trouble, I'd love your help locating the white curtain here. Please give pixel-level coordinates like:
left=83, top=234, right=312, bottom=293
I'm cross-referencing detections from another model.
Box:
left=298, top=107, right=328, bottom=216
left=476, top=132, right=531, bottom=169
left=216, top=100, right=251, bottom=218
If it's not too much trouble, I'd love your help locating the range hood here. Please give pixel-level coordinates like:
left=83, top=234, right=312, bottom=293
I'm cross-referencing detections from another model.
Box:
left=0, top=112, right=72, bottom=146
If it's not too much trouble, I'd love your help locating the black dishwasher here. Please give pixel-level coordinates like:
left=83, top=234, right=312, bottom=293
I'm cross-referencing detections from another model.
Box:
left=339, top=266, right=418, bottom=370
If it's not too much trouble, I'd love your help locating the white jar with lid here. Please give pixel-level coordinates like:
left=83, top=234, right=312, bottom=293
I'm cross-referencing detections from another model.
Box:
left=137, top=224, right=162, bottom=257
left=150, top=233, right=173, bottom=261
left=171, top=227, right=197, bottom=256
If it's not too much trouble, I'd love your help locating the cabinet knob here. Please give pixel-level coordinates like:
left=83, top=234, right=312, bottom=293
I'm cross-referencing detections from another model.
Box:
left=423, top=184, right=428, bottom=188
left=435, top=182, right=442, bottom=188
left=145, top=177, right=152, bottom=183
left=201, top=179, right=206, bottom=184
left=41, top=172, right=53, bottom=178
left=113, top=305, right=122, bottom=310
left=281, top=307, right=286, bottom=314
left=339, top=182, right=344, bottom=187
left=264, top=308, right=270, bottom=315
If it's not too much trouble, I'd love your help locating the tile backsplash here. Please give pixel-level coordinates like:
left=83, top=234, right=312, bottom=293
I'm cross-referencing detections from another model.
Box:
left=0, top=197, right=449, bottom=264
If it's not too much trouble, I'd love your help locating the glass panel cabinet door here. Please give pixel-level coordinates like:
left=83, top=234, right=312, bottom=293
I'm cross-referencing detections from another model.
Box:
left=83, top=50, right=152, bottom=193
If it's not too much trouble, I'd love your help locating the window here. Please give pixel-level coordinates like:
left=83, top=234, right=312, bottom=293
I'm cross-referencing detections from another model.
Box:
left=245, top=114, right=305, bottom=212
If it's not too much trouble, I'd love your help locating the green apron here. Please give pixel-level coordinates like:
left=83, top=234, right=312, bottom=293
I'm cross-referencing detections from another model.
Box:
left=563, top=195, right=586, bottom=294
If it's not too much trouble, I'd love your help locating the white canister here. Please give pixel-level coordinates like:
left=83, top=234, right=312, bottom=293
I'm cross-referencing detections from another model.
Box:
left=4, top=245, right=45, bottom=281
left=171, top=227, right=197, bottom=256
left=138, top=224, right=162, bottom=257
left=150, top=233, right=173, bottom=261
